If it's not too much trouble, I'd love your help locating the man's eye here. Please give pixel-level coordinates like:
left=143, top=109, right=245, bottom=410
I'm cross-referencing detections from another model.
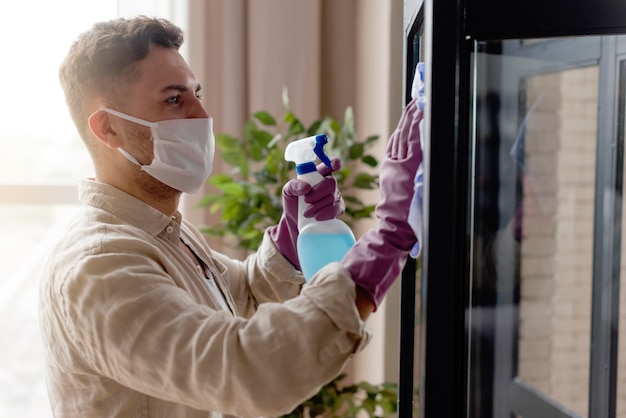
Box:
left=166, top=95, right=181, bottom=104
left=195, top=92, right=204, bottom=100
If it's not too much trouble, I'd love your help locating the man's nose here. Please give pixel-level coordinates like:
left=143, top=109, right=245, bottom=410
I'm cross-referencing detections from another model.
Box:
left=188, top=96, right=210, bottom=119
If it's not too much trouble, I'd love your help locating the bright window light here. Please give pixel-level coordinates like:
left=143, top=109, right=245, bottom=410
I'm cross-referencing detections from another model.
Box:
left=0, top=1, right=118, bottom=183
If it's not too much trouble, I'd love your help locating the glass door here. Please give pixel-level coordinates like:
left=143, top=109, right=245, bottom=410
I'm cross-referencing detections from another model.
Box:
left=469, top=35, right=626, bottom=418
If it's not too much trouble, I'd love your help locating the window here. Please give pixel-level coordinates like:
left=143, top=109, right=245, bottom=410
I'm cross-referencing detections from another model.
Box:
left=0, top=2, right=181, bottom=415
left=469, top=35, right=626, bottom=418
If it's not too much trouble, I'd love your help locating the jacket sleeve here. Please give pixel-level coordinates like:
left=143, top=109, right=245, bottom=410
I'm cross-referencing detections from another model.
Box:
left=209, top=231, right=306, bottom=318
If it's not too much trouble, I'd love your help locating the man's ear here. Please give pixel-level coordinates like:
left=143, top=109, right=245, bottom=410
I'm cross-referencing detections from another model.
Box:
left=88, top=110, right=120, bottom=149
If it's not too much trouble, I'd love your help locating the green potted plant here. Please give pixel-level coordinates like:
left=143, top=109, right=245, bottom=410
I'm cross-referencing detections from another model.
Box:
left=280, top=373, right=398, bottom=418
left=197, top=89, right=379, bottom=250
left=197, top=90, right=398, bottom=417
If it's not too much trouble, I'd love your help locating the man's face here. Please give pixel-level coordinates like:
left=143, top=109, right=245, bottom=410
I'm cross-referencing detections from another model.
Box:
left=112, top=46, right=209, bottom=165
left=126, top=46, right=208, bottom=122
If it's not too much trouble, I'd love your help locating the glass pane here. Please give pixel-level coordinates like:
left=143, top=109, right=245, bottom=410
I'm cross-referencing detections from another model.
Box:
left=469, top=37, right=601, bottom=418
left=517, top=66, right=596, bottom=416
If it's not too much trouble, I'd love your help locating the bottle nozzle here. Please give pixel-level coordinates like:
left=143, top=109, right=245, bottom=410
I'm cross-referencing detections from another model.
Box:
left=285, top=134, right=332, bottom=169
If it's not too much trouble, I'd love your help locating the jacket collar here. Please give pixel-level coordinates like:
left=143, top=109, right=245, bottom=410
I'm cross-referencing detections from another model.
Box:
left=78, top=178, right=182, bottom=243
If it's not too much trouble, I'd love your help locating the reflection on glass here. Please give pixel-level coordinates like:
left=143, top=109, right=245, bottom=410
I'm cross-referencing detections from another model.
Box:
left=517, top=67, right=596, bottom=416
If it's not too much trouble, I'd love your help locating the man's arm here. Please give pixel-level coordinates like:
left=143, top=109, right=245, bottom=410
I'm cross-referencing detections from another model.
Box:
left=355, top=285, right=375, bottom=320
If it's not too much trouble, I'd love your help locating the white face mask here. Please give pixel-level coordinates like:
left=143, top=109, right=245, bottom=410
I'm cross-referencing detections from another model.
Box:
left=99, top=107, right=215, bottom=194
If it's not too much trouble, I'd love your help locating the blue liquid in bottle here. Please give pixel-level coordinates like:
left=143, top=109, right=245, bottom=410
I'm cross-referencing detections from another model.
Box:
left=297, top=230, right=356, bottom=281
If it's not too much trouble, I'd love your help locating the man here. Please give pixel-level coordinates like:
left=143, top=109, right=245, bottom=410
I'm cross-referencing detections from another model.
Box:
left=39, top=16, right=422, bottom=418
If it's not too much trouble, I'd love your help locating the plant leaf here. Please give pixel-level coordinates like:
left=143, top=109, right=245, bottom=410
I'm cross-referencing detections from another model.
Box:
left=214, top=134, right=243, bottom=151
left=253, top=111, right=276, bottom=126
left=247, top=141, right=264, bottom=162
left=221, top=151, right=249, bottom=176
left=362, top=155, right=378, bottom=167
left=208, top=173, right=234, bottom=185
left=195, top=194, right=220, bottom=207
left=307, top=119, right=322, bottom=135
left=249, top=129, right=274, bottom=148
left=343, top=195, right=363, bottom=205
left=352, top=173, right=378, bottom=189
left=284, top=111, right=296, bottom=124
left=365, top=134, right=380, bottom=144
left=348, top=143, right=365, bottom=159
left=288, top=119, right=305, bottom=137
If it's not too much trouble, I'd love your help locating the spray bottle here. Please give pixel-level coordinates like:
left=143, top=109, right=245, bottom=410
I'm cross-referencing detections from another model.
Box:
left=285, top=134, right=356, bottom=281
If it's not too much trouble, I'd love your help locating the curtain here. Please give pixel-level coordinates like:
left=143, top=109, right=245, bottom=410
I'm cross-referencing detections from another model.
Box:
left=181, top=0, right=405, bottom=387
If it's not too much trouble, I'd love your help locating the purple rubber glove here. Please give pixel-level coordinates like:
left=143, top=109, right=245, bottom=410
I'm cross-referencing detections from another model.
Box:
left=269, top=157, right=344, bottom=270
left=342, top=99, right=423, bottom=309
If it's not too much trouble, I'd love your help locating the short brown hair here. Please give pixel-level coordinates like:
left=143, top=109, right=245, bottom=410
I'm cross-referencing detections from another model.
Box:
left=59, top=16, right=184, bottom=151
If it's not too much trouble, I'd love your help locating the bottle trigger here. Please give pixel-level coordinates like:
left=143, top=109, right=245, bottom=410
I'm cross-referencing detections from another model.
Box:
left=313, top=134, right=332, bottom=169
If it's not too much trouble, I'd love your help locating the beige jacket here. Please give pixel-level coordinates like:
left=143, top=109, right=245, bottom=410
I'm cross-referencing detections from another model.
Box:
left=39, top=179, right=371, bottom=418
